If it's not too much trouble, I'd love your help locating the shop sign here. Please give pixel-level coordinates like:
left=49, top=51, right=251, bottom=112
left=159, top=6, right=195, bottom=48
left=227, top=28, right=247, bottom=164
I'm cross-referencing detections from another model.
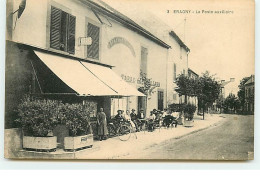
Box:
left=107, top=37, right=136, bottom=57
left=121, top=74, right=160, bottom=87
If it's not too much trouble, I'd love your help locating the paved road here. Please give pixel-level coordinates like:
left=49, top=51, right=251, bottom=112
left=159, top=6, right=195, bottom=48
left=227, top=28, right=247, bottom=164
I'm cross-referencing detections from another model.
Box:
left=127, top=114, right=254, bottom=160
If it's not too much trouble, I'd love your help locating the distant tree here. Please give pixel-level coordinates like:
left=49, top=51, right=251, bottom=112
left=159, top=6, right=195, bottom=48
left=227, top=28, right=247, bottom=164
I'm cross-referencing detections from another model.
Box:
left=215, top=95, right=224, bottom=112
left=196, top=71, right=221, bottom=120
left=223, top=93, right=240, bottom=113
left=175, top=74, right=197, bottom=104
left=237, top=77, right=250, bottom=112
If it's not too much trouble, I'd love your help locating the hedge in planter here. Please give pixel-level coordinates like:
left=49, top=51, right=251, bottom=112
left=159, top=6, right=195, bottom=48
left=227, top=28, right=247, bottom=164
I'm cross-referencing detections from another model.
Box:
left=183, top=104, right=197, bottom=127
left=60, top=103, right=94, bottom=151
left=16, top=96, right=63, bottom=151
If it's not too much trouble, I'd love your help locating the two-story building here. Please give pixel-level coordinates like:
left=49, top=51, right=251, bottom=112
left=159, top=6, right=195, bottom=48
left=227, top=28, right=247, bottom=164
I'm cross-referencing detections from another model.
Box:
left=5, top=0, right=174, bottom=128
left=244, top=75, right=255, bottom=114
left=122, top=9, right=191, bottom=107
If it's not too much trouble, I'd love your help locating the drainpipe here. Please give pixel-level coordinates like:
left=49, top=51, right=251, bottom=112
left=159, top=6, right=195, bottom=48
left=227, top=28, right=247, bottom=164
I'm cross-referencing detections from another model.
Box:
left=187, top=50, right=190, bottom=76
left=166, top=48, right=169, bottom=108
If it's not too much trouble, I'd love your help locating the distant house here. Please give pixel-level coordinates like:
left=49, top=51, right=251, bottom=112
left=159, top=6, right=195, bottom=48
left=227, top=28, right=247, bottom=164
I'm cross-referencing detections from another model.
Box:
left=188, top=68, right=199, bottom=79
left=244, top=75, right=254, bottom=114
left=187, top=68, right=198, bottom=109
left=220, top=78, right=236, bottom=99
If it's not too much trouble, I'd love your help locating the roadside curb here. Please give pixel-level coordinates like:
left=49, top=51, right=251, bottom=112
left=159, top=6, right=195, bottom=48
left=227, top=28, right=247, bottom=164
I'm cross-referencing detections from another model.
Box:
left=114, top=116, right=226, bottom=158
left=173, top=118, right=225, bottom=140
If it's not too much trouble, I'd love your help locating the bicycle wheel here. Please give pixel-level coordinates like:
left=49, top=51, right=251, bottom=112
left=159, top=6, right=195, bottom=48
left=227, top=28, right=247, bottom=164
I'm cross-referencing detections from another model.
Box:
left=117, top=124, right=131, bottom=141
left=108, top=124, right=116, bottom=138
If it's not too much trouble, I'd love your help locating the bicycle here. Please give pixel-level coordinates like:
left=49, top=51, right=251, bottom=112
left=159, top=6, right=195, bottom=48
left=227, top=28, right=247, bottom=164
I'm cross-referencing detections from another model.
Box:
left=107, top=119, right=137, bottom=141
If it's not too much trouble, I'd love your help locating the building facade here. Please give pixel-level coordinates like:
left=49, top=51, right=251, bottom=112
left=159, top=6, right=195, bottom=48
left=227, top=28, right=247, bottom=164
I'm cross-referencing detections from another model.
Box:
left=6, top=0, right=186, bottom=128
left=108, top=8, right=191, bottom=108
left=244, top=75, right=254, bottom=114
left=187, top=68, right=199, bottom=107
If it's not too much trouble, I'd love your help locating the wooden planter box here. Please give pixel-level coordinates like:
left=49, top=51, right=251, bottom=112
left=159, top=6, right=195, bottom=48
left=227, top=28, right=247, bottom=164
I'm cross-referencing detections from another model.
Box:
left=64, top=134, right=93, bottom=151
left=177, top=117, right=183, bottom=125
left=23, top=136, right=57, bottom=152
left=184, top=119, right=194, bottom=127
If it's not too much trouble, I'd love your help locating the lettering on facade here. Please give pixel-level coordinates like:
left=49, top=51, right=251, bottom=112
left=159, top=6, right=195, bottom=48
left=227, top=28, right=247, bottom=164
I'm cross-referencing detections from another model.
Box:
left=108, top=37, right=136, bottom=57
left=81, top=136, right=88, bottom=142
left=121, top=74, right=160, bottom=87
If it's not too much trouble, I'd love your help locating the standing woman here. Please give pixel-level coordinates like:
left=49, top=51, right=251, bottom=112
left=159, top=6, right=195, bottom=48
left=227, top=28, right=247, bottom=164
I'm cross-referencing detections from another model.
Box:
left=97, top=108, right=108, bottom=141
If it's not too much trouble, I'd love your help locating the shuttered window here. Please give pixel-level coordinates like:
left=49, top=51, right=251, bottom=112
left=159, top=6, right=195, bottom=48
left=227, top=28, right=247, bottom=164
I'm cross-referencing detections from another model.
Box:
left=50, top=6, right=76, bottom=54
left=173, top=63, right=177, bottom=81
left=87, top=23, right=100, bottom=60
left=140, top=47, right=148, bottom=75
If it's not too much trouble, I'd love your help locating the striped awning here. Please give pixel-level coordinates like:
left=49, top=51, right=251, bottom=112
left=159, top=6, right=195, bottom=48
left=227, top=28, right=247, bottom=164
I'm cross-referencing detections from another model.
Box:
left=34, top=50, right=145, bottom=97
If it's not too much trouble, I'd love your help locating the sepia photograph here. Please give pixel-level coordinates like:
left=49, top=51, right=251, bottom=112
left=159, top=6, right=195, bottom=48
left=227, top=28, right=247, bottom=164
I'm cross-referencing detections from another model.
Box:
left=4, top=0, right=255, bottom=160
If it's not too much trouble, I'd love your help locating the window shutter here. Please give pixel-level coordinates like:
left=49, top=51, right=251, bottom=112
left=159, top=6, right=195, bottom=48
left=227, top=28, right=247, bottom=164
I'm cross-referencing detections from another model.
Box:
left=174, top=63, right=176, bottom=81
left=68, top=15, right=76, bottom=54
left=141, top=47, right=148, bottom=75
left=87, top=23, right=100, bottom=59
left=50, top=6, right=62, bottom=50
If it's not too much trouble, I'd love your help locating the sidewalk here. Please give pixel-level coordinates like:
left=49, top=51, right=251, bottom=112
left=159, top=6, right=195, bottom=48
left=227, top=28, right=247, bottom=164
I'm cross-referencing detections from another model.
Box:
left=16, top=114, right=226, bottom=159
left=75, top=114, right=226, bottom=159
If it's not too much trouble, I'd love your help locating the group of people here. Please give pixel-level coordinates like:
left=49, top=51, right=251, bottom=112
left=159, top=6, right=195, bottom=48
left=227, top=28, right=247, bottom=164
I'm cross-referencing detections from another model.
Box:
left=96, top=107, right=180, bottom=141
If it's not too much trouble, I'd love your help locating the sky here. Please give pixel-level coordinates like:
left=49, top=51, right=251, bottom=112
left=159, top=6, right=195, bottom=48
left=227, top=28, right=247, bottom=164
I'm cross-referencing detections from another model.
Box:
left=103, top=0, right=255, bottom=95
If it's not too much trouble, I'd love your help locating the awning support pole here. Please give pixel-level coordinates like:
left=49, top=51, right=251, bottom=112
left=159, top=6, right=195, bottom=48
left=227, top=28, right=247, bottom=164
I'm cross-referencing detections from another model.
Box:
left=30, top=60, right=43, bottom=94
left=117, top=95, right=119, bottom=111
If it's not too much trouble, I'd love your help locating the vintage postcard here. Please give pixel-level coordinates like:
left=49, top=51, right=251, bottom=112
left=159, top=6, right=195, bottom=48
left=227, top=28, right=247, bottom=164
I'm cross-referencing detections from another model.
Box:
left=4, top=0, right=254, bottom=160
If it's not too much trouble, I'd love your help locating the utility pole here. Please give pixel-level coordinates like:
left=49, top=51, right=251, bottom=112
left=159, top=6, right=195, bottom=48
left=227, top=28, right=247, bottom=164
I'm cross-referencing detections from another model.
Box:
left=184, top=17, right=186, bottom=42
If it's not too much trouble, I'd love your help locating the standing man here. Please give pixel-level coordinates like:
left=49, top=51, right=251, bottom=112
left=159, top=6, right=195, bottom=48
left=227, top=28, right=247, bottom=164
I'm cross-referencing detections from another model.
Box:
left=97, top=108, right=108, bottom=141
left=130, top=109, right=139, bottom=131
left=162, top=108, right=168, bottom=126
left=137, top=109, right=146, bottom=131
left=137, top=109, right=146, bottom=119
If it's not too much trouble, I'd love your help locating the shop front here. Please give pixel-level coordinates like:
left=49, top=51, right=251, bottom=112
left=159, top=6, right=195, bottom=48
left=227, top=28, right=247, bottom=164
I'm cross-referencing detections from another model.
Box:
left=5, top=41, right=144, bottom=136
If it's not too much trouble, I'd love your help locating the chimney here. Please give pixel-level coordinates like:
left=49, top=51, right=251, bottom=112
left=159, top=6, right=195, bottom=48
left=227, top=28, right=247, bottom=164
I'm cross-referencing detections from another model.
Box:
left=230, top=78, right=235, bottom=82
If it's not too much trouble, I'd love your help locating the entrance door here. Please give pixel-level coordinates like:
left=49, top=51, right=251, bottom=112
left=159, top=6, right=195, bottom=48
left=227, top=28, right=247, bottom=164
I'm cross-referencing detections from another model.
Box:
left=138, top=96, right=146, bottom=113
left=158, top=91, right=164, bottom=111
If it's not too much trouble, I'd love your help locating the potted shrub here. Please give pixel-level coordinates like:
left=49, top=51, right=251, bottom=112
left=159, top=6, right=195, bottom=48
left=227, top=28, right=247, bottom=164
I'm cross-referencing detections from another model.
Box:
left=168, top=103, right=185, bottom=125
left=183, top=104, right=197, bottom=127
left=61, top=103, right=94, bottom=152
left=16, top=96, right=62, bottom=152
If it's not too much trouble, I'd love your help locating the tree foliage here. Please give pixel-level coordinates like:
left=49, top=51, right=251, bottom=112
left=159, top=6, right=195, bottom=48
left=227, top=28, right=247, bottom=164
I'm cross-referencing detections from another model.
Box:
left=175, top=74, right=198, bottom=97
left=138, top=71, right=157, bottom=96
left=237, top=76, right=251, bottom=111
left=175, top=71, right=221, bottom=120
left=196, top=72, right=221, bottom=119
left=223, top=93, right=240, bottom=113
left=197, top=72, right=221, bottom=119
left=175, top=74, right=198, bottom=104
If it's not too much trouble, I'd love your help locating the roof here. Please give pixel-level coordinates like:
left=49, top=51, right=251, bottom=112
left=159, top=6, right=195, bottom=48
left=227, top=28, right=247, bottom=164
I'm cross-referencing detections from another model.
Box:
left=169, top=31, right=190, bottom=52
left=80, top=0, right=171, bottom=49
left=245, top=75, right=255, bottom=86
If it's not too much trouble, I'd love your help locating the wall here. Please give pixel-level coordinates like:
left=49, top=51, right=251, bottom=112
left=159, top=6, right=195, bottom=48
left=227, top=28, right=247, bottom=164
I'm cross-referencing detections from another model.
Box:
left=101, top=15, right=168, bottom=114
left=4, top=128, right=23, bottom=158
left=166, top=35, right=189, bottom=106
left=9, top=0, right=101, bottom=59
left=5, top=41, right=33, bottom=128
left=7, top=0, right=169, bottom=116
